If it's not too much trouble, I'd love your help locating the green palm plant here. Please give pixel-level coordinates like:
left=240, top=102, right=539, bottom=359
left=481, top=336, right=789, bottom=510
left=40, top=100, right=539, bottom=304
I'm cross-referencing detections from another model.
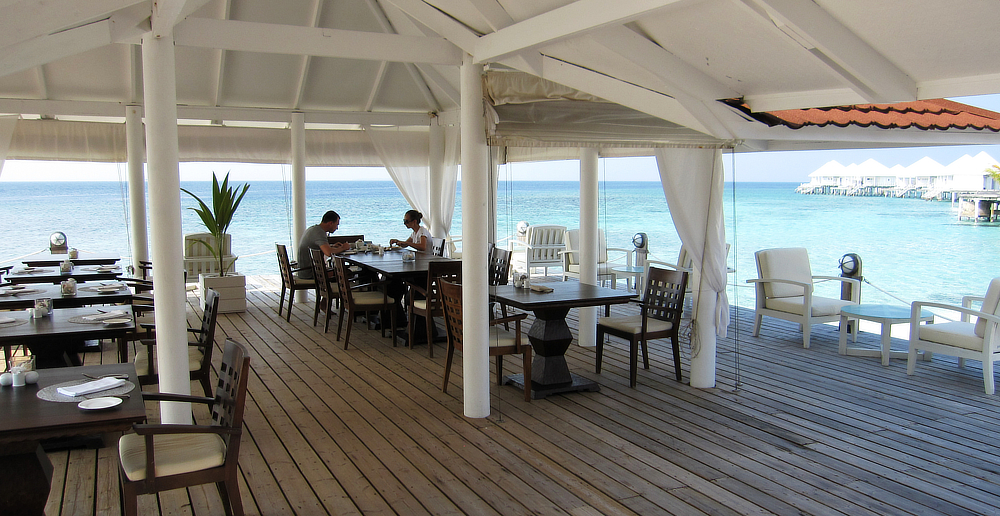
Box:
left=181, top=172, right=250, bottom=277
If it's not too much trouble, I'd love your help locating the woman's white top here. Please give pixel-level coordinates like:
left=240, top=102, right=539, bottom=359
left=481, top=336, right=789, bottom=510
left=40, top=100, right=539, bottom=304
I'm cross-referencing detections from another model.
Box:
left=410, top=226, right=431, bottom=245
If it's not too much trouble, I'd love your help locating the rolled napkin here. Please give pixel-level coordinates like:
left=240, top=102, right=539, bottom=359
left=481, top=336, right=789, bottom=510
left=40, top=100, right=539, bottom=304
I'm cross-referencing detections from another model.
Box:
left=529, top=284, right=554, bottom=293
left=57, top=377, right=125, bottom=397
left=81, top=310, right=127, bottom=322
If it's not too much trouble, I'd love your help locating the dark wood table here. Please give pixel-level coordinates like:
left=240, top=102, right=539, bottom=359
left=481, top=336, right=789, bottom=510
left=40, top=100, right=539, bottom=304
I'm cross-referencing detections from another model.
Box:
left=0, top=306, right=134, bottom=367
left=491, top=283, right=635, bottom=399
left=0, top=363, right=145, bottom=515
left=341, top=250, right=457, bottom=341
left=21, top=251, right=121, bottom=267
left=5, top=266, right=123, bottom=285
left=0, top=283, right=133, bottom=310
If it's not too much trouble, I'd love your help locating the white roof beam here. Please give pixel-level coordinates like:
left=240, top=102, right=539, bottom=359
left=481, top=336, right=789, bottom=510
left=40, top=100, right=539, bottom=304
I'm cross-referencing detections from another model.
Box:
left=473, top=0, right=684, bottom=64
left=364, top=0, right=439, bottom=111
left=292, top=0, right=324, bottom=111
left=365, top=61, right=390, bottom=112
left=747, top=0, right=915, bottom=103
left=174, top=17, right=463, bottom=65
left=919, top=73, right=1000, bottom=100
left=0, top=19, right=112, bottom=78
left=744, top=88, right=867, bottom=112
left=380, top=2, right=460, bottom=106
left=381, top=0, right=479, bottom=53
left=465, top=0, right=514, bottom=32
left=0, top=98, right=432, bottom=125
left=150, top=0, right=187, bottom=37
left=0, top=0, right=146, bottom=49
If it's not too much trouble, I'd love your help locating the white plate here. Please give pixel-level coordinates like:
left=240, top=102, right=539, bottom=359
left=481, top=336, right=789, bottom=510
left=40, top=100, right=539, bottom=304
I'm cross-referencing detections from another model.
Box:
left=78, top=397, right=123, bottom=410
left=7, top=285, right=26, bottom=290
left=102, top=318, right=132, bottom=326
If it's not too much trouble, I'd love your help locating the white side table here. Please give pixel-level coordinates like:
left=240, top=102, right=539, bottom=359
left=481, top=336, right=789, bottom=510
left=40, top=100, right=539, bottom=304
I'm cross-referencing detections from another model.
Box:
left=838, top=303, right=934, bottom=366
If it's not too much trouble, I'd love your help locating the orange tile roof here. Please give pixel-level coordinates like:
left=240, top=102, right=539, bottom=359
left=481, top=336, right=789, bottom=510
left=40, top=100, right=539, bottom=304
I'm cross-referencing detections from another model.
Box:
left=722, top=98, right=1000, bottom=131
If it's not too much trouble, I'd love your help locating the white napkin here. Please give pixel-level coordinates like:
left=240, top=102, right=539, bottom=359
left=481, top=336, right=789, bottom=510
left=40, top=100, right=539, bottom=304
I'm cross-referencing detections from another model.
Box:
left=530, top=285, right=554, bottom=293
left=0, top=316, right=15, bottom=324
left=57, top=377, right=125, bottom=397
left=81, top=310, right=127, bottom=321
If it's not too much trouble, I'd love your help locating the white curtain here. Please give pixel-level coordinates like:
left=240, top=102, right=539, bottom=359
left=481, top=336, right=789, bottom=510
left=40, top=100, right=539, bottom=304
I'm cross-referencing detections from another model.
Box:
left=655, top=147, right=730, bottom=388
left=367, top=126, right=432, bottom=217
left=430, top=123, right=460, bottom=238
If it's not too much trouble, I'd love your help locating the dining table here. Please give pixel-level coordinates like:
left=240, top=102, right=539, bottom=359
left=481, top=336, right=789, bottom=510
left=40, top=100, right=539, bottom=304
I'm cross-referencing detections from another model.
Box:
left=340, top=249, right=456, bottom=342
left=0, top=306, right=135, bottom=368
left=5, top=264, right=123, bottom=285
left=21, top=251, right=121, bottom=267
left=0, top=363, right=145, bottom=515
left=0, top=282, right=133, bottom=310
left=491, top=282, right=636, bottom=399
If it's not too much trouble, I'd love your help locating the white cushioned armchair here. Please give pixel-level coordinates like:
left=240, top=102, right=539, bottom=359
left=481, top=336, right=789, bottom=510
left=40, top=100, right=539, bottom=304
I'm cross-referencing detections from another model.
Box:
left=748, top=247, right=860, bottom=348
left=560, top=229, right=631, bottom=287
left=907, top=277, right=1000, bottom=394
left=509, top=224, right=566, bottom=278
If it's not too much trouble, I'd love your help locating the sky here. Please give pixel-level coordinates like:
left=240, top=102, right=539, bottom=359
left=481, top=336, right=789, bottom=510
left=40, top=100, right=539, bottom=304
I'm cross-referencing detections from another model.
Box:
left=2, top=95, right=999, bottom=184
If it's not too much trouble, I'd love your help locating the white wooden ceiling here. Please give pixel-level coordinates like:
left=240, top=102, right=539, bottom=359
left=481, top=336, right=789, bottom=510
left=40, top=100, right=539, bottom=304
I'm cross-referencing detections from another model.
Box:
left=2, top=0, right=999, bottom=155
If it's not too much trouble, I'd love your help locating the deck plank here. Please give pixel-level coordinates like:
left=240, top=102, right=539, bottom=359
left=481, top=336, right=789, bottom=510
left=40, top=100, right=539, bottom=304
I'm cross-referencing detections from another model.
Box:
left=28, top=274, right=1000, bottom=515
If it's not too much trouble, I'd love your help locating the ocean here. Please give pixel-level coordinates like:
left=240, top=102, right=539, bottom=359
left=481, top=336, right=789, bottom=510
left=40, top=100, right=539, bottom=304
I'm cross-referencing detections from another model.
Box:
left=1, top=180, right=997, bottom=309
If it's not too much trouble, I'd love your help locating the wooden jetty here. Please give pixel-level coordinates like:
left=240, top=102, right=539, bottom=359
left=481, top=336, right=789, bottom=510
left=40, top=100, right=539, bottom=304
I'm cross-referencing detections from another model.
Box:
left=24, top=275, right=1000, bottom=515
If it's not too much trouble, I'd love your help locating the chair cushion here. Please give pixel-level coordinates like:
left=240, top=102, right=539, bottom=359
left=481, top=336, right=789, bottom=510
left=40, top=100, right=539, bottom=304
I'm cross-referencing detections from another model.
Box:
left=119, top=432, right=226, bottom=481
left=757, top=248, right=812, bottom=299
left=352, top=290, right=395, bottom=308
left=920, top=321, right=983, bottom=351
left=488, top=326, right=518, bottom=347
left=135, top=346, right=205, bottom=374
left=293, top=277, right=316, bottom=288
left=598, top=315, right=673, bottom=334
left=975, top=278, right=1000, bottom=338
left=766, top=296, right=853, bottom=317
left=413, top=299, right=428, bottom=311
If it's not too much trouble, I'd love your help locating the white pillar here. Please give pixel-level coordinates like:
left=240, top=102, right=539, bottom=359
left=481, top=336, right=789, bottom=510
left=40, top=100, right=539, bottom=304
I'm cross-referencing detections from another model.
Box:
left=428, top=119, right=445, bottom=238
left=461, top=54, right=490, bottom=418
left=691, top=288, right=718, bottom=388
left=291, top=112, right=307, bottom=301
left=578, top=148, right=599, bottom=347
left=125, top=105, right=148, bottom=269
left=142, top=31, right=191, bottom=424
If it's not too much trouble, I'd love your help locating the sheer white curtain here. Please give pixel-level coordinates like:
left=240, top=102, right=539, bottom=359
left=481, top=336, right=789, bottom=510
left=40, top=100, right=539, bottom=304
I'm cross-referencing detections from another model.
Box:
left=655, top=147, right=730, bottom=388
left=366, top=125, right=460, bottom=238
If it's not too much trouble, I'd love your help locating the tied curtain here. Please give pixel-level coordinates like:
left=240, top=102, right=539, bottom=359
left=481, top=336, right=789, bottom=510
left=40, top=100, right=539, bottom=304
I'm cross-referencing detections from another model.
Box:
left=655, top=147, right=730, bottom=388
left=366, top=124, right=460, bottom=239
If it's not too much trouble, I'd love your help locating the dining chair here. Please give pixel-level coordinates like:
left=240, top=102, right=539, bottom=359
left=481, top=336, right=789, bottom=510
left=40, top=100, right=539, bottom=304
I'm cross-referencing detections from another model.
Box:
left=489, top=246, right=513, bottom=328
left=748, top=247, right=860, bottom=348
left=405, top=260, right=462, bottom=357
left=560, top=228, right=631, bottom=287
left=907, top=277, right=1000, bottom=393
left=332, top=256, right=396, bottom=349
left=135, top=288, right=220, bottom=397
left=276, top=243, right=315, bottom=321
left=309, top=248, right=341, bottom=333
left=118, top=338, right=251, bottom=516
left=439, top=280, right=532, bottom=402
left=596, top=266, right=688, bottom=387
left=430, top=237, right=446, bottom=256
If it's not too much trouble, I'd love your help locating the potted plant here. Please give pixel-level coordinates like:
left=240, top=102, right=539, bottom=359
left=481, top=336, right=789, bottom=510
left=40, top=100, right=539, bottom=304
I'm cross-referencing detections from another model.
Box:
left=182, top=172, right=251, bottom=312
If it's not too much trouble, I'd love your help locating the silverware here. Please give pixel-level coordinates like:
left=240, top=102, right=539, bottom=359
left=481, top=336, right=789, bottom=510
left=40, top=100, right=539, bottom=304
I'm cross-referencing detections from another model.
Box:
left=83, top=393, right=130, bottom=400
left=82, top=373, right=128, bottom=380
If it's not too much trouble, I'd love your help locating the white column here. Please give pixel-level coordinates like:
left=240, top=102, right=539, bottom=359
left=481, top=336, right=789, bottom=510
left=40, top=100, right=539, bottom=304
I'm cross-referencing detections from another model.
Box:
left=428, top=119, right=445, bottom=238
left=461, top=54, right=490, bottom=418
left=125, top=105, right=148, bottom=269
left=291, top=112, right=307, bottom=301
left=578, top=148, right=599, bottom=347
left=142, top=31, right=191, bottom=424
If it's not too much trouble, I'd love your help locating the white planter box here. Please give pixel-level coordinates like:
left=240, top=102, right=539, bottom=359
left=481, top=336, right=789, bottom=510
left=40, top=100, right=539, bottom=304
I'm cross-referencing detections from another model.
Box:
left=199, top=273, right=247, bottom=313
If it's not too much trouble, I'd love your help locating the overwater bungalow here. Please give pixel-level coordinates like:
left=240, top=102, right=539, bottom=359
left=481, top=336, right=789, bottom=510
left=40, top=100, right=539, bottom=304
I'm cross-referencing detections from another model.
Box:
left=2, top=1, right=1000, bottom=514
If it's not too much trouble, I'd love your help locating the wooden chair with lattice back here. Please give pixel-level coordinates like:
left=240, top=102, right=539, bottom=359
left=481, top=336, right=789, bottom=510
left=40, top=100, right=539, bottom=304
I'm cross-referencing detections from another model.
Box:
left=405, top=260, right=462, bottom=357
left=439, top=279, right=533, bottom=402
left=332, top=256, right=396, bottom=349
left=135, top=287, right=220, bottom=397
left=276, top=243, right=315, bottom=321
left=118, top=338, right=251, bottom=516
left=309, top=248, right=341, bottom=333
left=596, top=266, right=688, bottom=387
left=489, top=246, right=513, bottom=329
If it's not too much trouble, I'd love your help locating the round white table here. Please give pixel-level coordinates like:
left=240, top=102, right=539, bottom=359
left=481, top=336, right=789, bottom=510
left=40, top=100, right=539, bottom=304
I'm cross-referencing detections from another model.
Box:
left=612, top=265, right=645, bottom=292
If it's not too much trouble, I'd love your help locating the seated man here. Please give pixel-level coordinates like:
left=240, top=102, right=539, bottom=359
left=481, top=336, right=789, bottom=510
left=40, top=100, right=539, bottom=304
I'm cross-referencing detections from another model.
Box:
left=297, top=210, right=350, bottom=279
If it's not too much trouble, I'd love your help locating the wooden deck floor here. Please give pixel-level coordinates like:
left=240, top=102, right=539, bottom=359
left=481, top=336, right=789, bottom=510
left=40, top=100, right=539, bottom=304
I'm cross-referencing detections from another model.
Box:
left=42, top=275, right=1000, bottom=516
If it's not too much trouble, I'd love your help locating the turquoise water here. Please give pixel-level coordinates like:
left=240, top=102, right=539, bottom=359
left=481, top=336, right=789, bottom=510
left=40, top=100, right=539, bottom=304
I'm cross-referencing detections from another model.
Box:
left=1, top=180, right=997, bottom=308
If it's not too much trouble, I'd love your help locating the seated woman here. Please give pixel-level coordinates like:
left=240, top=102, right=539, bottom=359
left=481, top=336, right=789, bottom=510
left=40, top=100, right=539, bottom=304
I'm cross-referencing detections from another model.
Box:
left=390, top=209, right=431, bottom=252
